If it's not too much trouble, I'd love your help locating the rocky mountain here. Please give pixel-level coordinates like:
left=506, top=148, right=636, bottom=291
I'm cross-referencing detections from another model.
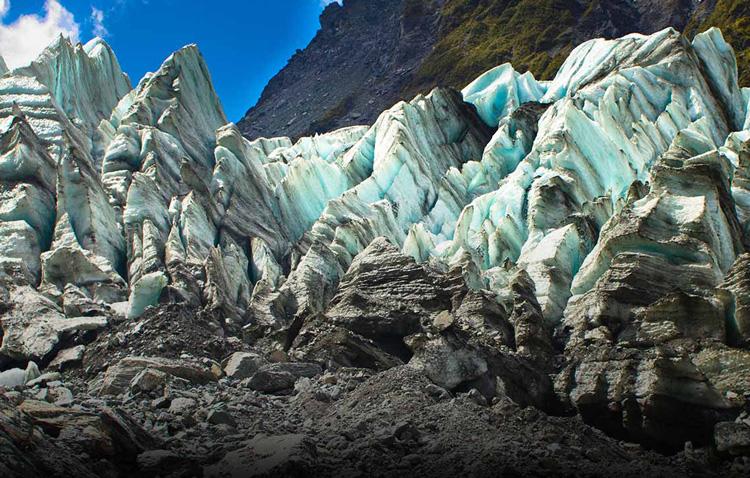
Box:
left=237, top=0, right=446, bottom=139
left=238, top=0, right=750, bottom=140
left=1, top=23, right=750, bottom=476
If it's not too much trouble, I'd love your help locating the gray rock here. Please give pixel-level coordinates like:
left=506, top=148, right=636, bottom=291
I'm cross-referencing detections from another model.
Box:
left=432, top=311, right=454, bottom=332
left=204, top=434, right=317, bottom=478
left=49, top=386, right=74, bottom=407
left=62, top=284, right=109, bottom=318
left=406, top=334, right=487, bottom=390
left=424, top=383, right=451, bottom=401
left=0, top=287, right=107, bottom=362
left=19, top=399, right=160, bottom=461
left=33, top=387, right=49, bottom=402
left=326, top=238, right=453, bottom=344
left=0, top=362, right=39, bottom=389
left=223, top=351, right=266, bottom=380
left=467, top=388, right=488, bottom=406
left=151, top=396, right=171, bottom=410
left=0, top=369, right=26, bottom=389
left=207, top=409, right=237, bottom=428
left=289, top=315, right=404, bottom=372
left=168, top=397, right=197, bottom=415
left=247, top=363, right=322, bottom=393
left=26, top=371, right=61, bottom=388
left=48, top=345, right=86, bottom=370
left=130, top=368, right=168, bottom=394
left=0, top=394, right=99, bottom=477
left=100, top=356, right=216, bottom=396
left=715, top=421, right=750, bottom=456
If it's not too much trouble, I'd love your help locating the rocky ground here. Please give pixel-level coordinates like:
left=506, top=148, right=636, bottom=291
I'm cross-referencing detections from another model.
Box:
left=2, top=332, right=746, bottom=478
left=2, top=241, right=750, bottom=477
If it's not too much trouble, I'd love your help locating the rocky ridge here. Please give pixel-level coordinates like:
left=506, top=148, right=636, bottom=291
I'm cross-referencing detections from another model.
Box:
left=0, top=24, right=750, bottom=477
left=238, top=0, right=750, bottom=140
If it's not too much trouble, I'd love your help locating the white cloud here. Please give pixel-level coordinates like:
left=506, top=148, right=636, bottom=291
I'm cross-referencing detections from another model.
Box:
left=320, top=0, right=342, bottom=7
left=0, top=0, right=80, bottom=69
left=90, top=6, right=107, bottom=38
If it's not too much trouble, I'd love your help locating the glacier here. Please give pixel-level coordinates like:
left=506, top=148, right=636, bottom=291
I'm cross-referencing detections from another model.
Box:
left=0, top=25, right=750, bottom=453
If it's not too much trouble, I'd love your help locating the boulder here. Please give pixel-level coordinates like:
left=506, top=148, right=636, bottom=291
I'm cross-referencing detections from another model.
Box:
left=0, top=395, right=97, bottom=477
left=18, top=399, right=160, bottom=462
left=207, top=409, right=237, bottom=428
left=405, top=334, right=488, bottom=390
left=129, top=368, right=168, bottom=394
left=26, top=372, right=61, bottom=388
left=715, top=421, right=750, bottom=456
left=0, top=362, right=39, bottom=388
left=0, top=286, right=108, bottom=363
left=223, top=351, right=267, bottom=380
left=48, top=345, right=85, bottom=370
left=99, top=356, right=216, bottom=396
left=246, top=363, right=322, bottom=393
left=61, top=284, right=109, bottom=318
left=49, top=386, right=74, bottom=407
left=289, top=315, right=403, bottom=371
left=326, top=238, right=453, bottom=349
left=204, top=434, right=317, bottom=478
left=168, top=397, right=197, bottom=415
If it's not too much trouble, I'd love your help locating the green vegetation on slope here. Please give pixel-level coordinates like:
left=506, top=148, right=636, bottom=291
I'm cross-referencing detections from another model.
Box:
left=687, top=0, right=750, bottom=86
left=409, top=0, right=595, bottom=92
left=409, top=0, right=749, bottom=94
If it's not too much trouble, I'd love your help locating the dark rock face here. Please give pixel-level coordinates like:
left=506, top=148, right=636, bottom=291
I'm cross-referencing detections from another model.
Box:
left=555, top=145, right=750, bottom=451
left=238, top=0, right=445, bottom=139
left=0, top=396, right=160, bottom=477
left=324, top=237, right=454, bottom=356
left=282, top=238, right=554, bottom=408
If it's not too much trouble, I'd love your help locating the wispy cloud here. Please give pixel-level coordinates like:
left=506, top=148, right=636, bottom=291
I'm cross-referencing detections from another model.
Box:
left=0, top=0, right=80, bottom=69
left=91, top=6, right=107, bottom=38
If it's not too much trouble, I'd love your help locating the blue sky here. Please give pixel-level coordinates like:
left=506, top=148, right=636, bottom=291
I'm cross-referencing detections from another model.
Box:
left=0, top=0, right=339, bottom=120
